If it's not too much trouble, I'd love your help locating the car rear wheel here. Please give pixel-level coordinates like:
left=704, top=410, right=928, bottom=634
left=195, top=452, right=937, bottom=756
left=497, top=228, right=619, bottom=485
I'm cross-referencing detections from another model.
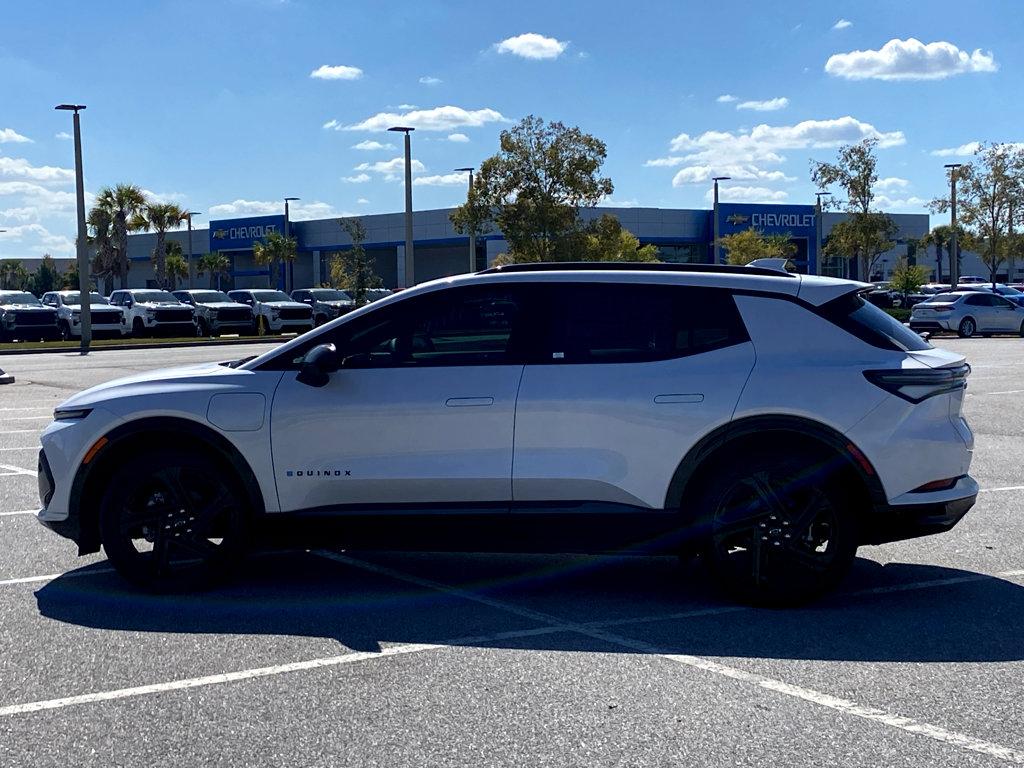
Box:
left=99, top=450, right=249, bottom=591
left=197, top=317, right=211, bottom=337
left=697, top=451, right=858, bottom=606
left=958, top=317, right=976, bottom=338
left=1019, top=321, right=1024, bottom=337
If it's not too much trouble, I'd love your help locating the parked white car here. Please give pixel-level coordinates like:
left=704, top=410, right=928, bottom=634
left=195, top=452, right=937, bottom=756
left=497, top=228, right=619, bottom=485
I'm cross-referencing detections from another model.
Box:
left=172, top=290, right=254, bottom=337
left=0, top=290, right=60, bottom=342
left=41, top=291, right=127, bottom=340
left=227, top=289, right=313, bottom=334
left=37, top=262, right=977, bottom=605
left=108, top=289, right=196, bottom=337
left=910, top=290, right=1024, bottom=337
left=290, top=288, right=354, bottom=326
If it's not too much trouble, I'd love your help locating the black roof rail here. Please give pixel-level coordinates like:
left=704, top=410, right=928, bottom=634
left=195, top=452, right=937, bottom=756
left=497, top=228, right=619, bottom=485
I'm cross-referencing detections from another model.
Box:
left=477, top=261, right=798, bottom=278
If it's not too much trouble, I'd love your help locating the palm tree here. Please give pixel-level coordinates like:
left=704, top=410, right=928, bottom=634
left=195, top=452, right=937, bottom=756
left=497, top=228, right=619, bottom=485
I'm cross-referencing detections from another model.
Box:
left=94, top=184, right=148, bottom=289
left=140, top=202, right=186, bottom=289
left=919, top=225, right=966, bottom=284
left=252, top=231, right=297, bottom=290
left=164, top=244, right=189, bottom=291
left=197, top=251, right=231, bottom=289
left=87, top=205, right=117, bottom=295
left=0, top=260, right=29, bottom=290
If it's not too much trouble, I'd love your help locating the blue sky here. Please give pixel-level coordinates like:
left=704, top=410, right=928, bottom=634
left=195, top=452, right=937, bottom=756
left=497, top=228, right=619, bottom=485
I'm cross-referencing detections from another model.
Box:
left=1, top=0, right=1022, bottom=260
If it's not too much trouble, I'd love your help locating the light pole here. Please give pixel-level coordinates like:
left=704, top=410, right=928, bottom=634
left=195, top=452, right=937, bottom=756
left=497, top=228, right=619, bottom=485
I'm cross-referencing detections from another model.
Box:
left=454, top=167, right=475, bottom=272
left=945, top=163, right=963, bottom=287
left=284, top=197, right=299, bottom=292
left=712, top=176, right=730, bottom=264
left=55, top=104, right=90, bottom=354
left=184, top=211, right=201, bottom=289
left=388, top=126, right=415, bottom=287
left=815, top=191, right=831, bottom=276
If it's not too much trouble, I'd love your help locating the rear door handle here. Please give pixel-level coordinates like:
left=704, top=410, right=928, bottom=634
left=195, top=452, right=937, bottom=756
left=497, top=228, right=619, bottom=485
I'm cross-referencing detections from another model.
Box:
left=654, top=393, right=704, bottom=404
left=445, top=397, right=494, bottom=407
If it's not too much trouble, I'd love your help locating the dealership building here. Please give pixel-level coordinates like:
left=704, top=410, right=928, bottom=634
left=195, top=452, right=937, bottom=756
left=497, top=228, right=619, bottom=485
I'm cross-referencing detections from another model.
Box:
left=115, top=202, right=964, bottom=291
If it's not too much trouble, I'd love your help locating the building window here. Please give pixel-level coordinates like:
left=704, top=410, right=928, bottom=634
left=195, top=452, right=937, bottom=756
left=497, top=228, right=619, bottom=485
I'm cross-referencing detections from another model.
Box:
left=653, top=243, right=705, bottom=264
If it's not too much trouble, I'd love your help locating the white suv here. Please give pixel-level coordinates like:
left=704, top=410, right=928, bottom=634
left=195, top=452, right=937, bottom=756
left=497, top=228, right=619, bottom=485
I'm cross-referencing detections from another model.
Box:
left=41, top=291, right=128, bottom=340
left=108, top=289, right=196, bottom=337
left=227, top=289, right=313, bottom=335
left=36, top=262, right=977, bottom=604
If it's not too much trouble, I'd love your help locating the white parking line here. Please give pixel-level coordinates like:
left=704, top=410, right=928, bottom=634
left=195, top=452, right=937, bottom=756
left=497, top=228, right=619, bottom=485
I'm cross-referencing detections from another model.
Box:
left=321, top=552, right=1024, bottom=765
left=0, top=568, right=113, bottom=587
left=0, top=464, right=34, bottom=476
left=0, top=408, right=51, bottom=413
left=0, top=447, right=39, bottom=452
left=0, top=430, right=42, bottom=435
left=0, top=416, right=53, bottom=421
left=983, top=389, right=1024, bottom=396
left=0, top=510, right=36, bottom=517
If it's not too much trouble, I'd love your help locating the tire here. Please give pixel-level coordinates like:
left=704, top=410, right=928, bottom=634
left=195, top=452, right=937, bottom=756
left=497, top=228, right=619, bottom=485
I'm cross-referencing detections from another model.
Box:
left=197, top=318, right=211, bottom=337
left=132, top=317, right=145, bottom=337
left=1019, top=321, right=1024, bottom=338
left=314, top=314, right=327, bottom=328
left=99, top=449, right=249, bottom=591
left=58, top=320, right=72, bottom=342
left=958, top=317, right=976, bottom=338
left=696, top=450, right=859, bottom=606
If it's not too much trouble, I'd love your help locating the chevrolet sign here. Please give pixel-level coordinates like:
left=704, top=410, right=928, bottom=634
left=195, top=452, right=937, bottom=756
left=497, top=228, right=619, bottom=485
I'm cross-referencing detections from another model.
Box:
left=207, top=215, right=287, bottom=251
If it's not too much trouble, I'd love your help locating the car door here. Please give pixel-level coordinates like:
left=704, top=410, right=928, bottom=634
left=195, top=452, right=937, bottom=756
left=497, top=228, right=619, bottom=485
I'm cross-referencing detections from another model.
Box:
left=512, top=281, right=756, bottom=512
left=962, top=294, right=991, bottom=330
left=989, top=294, right=1019, bottom=331
left=268, top=282, right=537, bottom=512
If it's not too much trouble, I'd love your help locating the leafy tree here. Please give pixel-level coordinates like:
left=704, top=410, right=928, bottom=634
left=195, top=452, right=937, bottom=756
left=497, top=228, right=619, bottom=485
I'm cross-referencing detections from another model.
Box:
left=449, top=174, right=493, bottom=253
left=330, top=218, right=383, bottom=306
left=30, top=255, right=61, bottom=295
left=811, top=138, right=897, bottom=280
left=717, top=227, right=797, bottom=266
left=138, top=202, right=186, bottom=289
left=164, top=243, right=189, bottom=291
left=0, top=260, right=30, bottom=290
left=197, top=251, right=231, bottom=289
left=931, top=142, right=1024, bottom=287
left=252, top=230, right=297, bottom=290
left=87, top=204, right=117, bottom=295
left=93, top=184, right=148, bottom=289
left=889, top=257, right=929, bottom=298
left=451, top=115, right=614, bottom=262
left=918, top=225, right=966, bottom=284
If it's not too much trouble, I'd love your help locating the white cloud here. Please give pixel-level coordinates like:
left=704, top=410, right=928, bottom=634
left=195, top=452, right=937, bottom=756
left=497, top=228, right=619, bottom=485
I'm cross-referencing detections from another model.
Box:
left=875, top=177, right=910, bottom=191
left=354, top=157, right=427, bottom=178
left=397, top=104, right=419, bottom=110
left=825, top=38, right=997, bottom=81
left=338, top=105, right=508, bottom=132
left=342, top=173, right=372, bottom=183
left=930, top=141, right=981, bottom=157
left=0, top=157, right=74, bottom=183
left=357, top=198, right=369, bottom=204
left=310, top=64, right=363, bottom=81
left=875, top=194, right=928, bottom=211
left=0, top=181, right=77, bottom=212
left=447, top=133, right=470, bottom=143
left=736, top=97, right=789, bottom=112
left=208, top=199, right=340, bottom=220
left=601, top=198, right=640, bottom=208
left=54, top=131, right=72, bottom=141
left=0, top=223, right=75, bottom=254
left=670, top=165, right=795, bottom=186
left=832, top=19, right=852, bottom=30
left=352, top=140, right=394, bottom=151
left=419, top=76, right=442, bottom=85
left=413, top=171, right=470, bottom=187
left=495, top=33, right=568, bottom=60
left=0, top=128, right=32, bottom=144
left=0, top=206, right=39, bottom=222
left=704, top=186, right=788, bottom=203
left=140, top=189, right=188, bottom=205
left=716, top=94, right=737, bottom=103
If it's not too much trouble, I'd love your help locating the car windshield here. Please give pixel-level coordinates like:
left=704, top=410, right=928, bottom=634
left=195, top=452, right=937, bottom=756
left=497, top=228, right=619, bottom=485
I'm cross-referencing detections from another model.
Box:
left=132, top=290, right=178, bottom=303
left=190, top=291, right=232, bottom=303
left=998, top=285, right=1023, bottom=295
left=309, top=289, right=352, bottom=301
left=251, top=291, right=292, bottom=302
left=62, top=292, right=108, bottom=305
left=0, top=292, right=41, bottom=306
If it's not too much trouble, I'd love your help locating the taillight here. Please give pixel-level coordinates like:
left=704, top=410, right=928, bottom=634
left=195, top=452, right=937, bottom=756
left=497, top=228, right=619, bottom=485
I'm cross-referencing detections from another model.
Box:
left=864, top=364, right=970, bottom=403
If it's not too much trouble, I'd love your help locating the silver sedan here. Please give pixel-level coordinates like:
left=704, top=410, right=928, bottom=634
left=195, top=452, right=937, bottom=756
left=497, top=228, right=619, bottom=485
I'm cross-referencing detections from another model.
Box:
left=910, top=291, right=1024, bottom=338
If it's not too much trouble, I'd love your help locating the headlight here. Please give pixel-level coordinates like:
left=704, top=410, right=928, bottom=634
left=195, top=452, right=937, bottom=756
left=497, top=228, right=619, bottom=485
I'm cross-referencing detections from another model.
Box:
left=145, top=307, right=156, bottom=317
left=53, top=407, right=92, bottom=421
left=208, top=309, right=218, bottom=319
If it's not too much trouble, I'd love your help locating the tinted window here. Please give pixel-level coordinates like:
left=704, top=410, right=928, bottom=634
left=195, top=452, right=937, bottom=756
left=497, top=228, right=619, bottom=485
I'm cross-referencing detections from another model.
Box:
left=821, top=292, right=931, bottom=352
left=251, top=290, right=291, bottom=302
left=132, top=290, right=178, bottom=303
left=0, top=292, right=41, bottom=306
left=540, top=283, right=748, bottom=364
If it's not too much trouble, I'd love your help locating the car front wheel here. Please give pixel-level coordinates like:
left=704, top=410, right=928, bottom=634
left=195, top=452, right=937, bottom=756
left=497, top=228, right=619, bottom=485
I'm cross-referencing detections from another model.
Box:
left=98, top=449, right=249, bottom=591
left=958, top=317, right=976, bottom=338
left=697, top=450, right=858, bottom=606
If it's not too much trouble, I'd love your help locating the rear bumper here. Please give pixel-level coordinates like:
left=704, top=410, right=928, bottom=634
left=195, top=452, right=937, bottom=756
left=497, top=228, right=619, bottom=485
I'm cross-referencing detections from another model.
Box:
left=909, top=319, right=954, bottom=332
left=861, top=475, right=978, bottom=545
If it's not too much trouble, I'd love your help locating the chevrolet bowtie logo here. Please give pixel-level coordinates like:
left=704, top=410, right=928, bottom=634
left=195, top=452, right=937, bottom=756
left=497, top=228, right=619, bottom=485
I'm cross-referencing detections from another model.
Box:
left=726, top=214, right=750, bottom=225
left=212, top=229, right=228, bottom=239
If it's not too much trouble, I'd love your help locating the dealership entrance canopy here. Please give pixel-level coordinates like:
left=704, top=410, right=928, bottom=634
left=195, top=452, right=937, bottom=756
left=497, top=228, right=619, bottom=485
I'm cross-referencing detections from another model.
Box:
left=121, top=203, right=929, bottom=291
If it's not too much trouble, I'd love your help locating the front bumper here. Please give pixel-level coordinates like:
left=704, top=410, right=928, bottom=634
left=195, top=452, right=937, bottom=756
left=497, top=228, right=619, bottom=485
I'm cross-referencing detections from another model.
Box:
left=860, top=475, right=978, bottom=545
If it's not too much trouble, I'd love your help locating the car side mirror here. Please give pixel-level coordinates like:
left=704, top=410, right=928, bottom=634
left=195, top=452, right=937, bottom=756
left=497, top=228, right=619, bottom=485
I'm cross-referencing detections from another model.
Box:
left=296, top=343, right=339, bottom=387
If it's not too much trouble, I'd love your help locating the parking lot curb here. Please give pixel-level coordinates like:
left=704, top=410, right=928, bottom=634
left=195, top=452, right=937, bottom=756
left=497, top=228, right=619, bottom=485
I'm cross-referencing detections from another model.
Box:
left=0, top=337, right=282, bottom=357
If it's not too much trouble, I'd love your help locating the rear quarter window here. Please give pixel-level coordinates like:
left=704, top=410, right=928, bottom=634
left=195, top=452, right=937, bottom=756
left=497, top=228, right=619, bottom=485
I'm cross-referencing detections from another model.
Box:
left=820, top=291, right=932, bottom=352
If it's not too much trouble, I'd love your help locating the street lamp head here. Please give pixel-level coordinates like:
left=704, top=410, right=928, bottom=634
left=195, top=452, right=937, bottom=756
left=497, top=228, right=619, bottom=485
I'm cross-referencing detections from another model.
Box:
left=816, top=190, right=831, bottom=197
left=712, top=176, right=731, bottom=182
left=454, top=167, right=474, bottom=173
left=186, top=211, right=202, bottom=217
left=388, top=126, right=415, bottom=133
left=55, top=104, right=86, bottom=112
left=944, top=163, right=963, bottom=171
left=284, top=197, right=300, bottom=202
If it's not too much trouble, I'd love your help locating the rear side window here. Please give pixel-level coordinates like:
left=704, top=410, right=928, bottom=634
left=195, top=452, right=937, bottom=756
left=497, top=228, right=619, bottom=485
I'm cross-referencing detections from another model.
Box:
left=820, top=291, right=931, bottom=352
left=541, top=283, right=749, bottom=364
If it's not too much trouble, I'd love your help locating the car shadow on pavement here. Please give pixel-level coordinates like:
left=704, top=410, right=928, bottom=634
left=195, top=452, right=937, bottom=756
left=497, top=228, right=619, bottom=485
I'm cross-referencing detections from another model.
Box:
left=34, top=550, right=1024, bottom=663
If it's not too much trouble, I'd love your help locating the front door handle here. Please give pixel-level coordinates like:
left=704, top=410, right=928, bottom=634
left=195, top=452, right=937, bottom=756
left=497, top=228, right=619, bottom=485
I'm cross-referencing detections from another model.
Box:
left=445, top=397, right=494, bottom=407
left=654, top=393, right=704, bottom=404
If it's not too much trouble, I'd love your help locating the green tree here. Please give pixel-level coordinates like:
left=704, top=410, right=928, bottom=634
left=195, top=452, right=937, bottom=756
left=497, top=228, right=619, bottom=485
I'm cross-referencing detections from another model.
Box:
left=164, top=243, right=189, bottom=291
left=918, top=224, right=966, bottom=284
left=252, top=230, right=297, bottom=290
left=717, top=227, right=797, bottom=266
left=93, top=184, right=148, bottom=289
left=330, top=218, right=383, bottom=306
left=87, top=204, right=118, bottom=295
left=811, top=138, right=897, bottom=280
left=138, top=202, right=186, bottom=289
left=931, top=143, right=1024, bottom=287
left=451, top=115, right=614, bottom=262
left=449, top=173, right=493, bottom=258
left=0, top=260, right=30, bottom=290
left=30, top=255, right=61, bottom=295
left=197, top=251, right=231, bottom=289
left=889, top=257, right=929, bottom=298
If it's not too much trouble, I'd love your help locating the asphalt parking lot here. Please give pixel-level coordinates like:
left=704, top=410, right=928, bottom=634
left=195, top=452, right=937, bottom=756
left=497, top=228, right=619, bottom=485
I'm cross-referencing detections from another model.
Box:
left=0, top=340, right=1022, bottom=766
